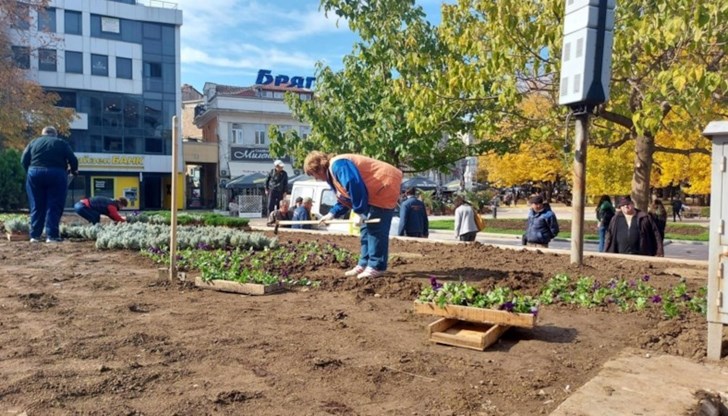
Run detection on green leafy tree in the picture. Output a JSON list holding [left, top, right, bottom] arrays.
[[0, 148, 26, 210]]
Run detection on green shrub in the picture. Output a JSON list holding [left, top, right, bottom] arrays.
[[0, 149, 27, 211]]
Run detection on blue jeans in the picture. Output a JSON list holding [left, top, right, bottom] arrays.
[[74, 201, 101, 224], [26, 167, 67, 240], [357, 206, 394, 271], [598, 225, 607, 252]]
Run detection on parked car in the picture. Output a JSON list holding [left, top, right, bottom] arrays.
[[290, 180, 400, 236]]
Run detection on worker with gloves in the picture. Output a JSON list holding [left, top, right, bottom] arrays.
[[303, 151, 402, 279]]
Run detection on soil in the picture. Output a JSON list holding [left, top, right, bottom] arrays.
[[0, 232, 721, 416]]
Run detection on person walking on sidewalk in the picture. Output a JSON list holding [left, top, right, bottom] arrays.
[[605, 196, 664, 257], [596, 195, 616, 252], [74, 196, 128, 224], [398, 187, 429, 238], [453, 195, 478, 242], [265, 160, 288, 215], [304, 151, 403, 279], [21, 126, 78, 243], [524, 194, 559, 248], [671, 198, 684, 222]]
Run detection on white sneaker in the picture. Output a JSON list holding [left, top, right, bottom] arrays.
[[29, 238, 40, 243], [344, 265, 365, 277], [356, 267, 383, 279], [46, 238, 63, 243]]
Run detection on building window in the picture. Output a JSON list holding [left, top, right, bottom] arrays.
[[231, 123, 244, 144], [91, 54, 108, 76], [64, 10, 82, 35], [145, 137, 163, 153], [38, 49, 56, 71], [11, 46, 30, 69], [254, 127, 266, 145], [50, 91, 77, 108], [103, 136, 123, 152], [143, 62, 162, 78], [38, 8, 56, 32], [142, 22, 161, 39], [101, 16, 120, 34], [12, 3, 30, 30], [65, 51, 83, 73], [116, 57, 132, 79]]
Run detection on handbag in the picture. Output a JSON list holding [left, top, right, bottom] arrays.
[[472, 207, 485, 232]]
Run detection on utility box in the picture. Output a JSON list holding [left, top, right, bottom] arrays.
[[704, 120, 728, 360], [558, 0, 616, 107]]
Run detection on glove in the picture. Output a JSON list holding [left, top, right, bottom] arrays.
[[319, 213, 335, 224], [355, 212, 370, 227]]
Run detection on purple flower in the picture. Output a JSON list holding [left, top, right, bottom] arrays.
[[650, 295, 662, 303], [499, 301, 514, 312], [592, 281, 601, 290], [629, 280, 636, 288], [642, 275, 650, 282], [530, 306, 539, 317], [681, 294, 692, 301], [429, 276, 442, 290], [608, 280, 617, 289], [196, 242, 211, 250]]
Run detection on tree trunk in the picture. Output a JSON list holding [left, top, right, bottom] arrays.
[[630, 134, 654, 211]]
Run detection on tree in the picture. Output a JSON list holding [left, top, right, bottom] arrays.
[[0, 0, 74, 150], [0, 148, 26, 210], [430, 0, 727, 210], [269, 0, 510, 173]]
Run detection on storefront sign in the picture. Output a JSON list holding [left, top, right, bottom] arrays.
[[230, 147, 290, 163], [256, 69, 315, 89], [79, 155, 145, 169]]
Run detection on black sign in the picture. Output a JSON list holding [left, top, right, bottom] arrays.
[[230, 147, 291, 163]]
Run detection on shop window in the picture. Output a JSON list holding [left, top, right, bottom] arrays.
[[103, 136, 123, 152]]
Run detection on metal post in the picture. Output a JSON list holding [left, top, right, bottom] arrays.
[[169, 115, 179, 281], [570, 113, 588, 265]]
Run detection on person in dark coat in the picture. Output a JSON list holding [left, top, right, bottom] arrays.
[[649, 199, 668, 244], [524, 194, 559, 248], [605, 196, 664, 257], [74, 196, 128, 224], [398, 187, 429, 238], [265, 159, 288, 215], [596, 195, 615, 252], [671, 198, 684, 222], [21, 126, 79, 243]]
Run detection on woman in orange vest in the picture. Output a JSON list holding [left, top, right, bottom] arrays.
[[304, 151, 403, 279]]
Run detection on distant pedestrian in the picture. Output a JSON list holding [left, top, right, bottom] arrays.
[[453, 195, 478, 242], [595, 195, 615, 252], [266, 199, 293, 227], [524, 194, 559, 248], [605, 196, 663, 257], [74, 196, 128, 224], [649, 199, 668, 244], [21, 126, 79, 243], [671, 198, 684, 222], [294, 196, 303, 209], [265, 160, 288, 215], [292, 197, 313, 229], [398, 187, 429, 238]]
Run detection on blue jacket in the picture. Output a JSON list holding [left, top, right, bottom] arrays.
[[291, 206, 312, 229], [525, 205, 559, 244], [398, 196, 428, 237], [326, 158, 367, 218]]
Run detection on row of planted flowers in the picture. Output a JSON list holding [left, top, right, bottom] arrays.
[[419, 274, 707, 320]]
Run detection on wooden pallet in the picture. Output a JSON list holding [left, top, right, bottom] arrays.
[[427, 318, 509, 351], [415, 301, 537, 351], [6, 233, 29, 242], [194, 276, 285, 296]]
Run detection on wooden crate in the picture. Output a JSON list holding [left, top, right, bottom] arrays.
[[427, 318, 509, 351], [6, 233, 29, 242], [194, 276, 285, 296], [413, 301, 536, 328]]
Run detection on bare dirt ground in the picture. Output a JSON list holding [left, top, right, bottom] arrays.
[[0, 232, 720, 416]]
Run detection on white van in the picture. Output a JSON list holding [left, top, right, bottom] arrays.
[[290, 180, 400, 236]]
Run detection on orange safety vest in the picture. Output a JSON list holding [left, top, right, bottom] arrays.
[[329, 154, 403, 210]]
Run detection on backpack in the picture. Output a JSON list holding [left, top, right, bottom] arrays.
[[472, 207, 485, 232]]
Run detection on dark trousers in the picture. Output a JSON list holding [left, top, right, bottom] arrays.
[[404, 232, 424, 238], [459, 231, 477, 242], [74, 202, 101, 224], [267, 189, 284, 215], [26, 167, 67, 240]]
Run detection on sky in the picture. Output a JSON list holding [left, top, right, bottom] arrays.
[[175, 0, 446, 92]]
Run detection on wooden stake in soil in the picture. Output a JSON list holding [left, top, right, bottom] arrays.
[[169, 115, 179, 282]]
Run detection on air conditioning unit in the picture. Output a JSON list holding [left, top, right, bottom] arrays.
[[220, 169, 229, 177]]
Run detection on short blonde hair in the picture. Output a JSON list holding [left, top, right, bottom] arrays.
[[303, 151, 332, 176]]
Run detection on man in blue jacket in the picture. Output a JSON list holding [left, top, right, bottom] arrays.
[[398, 187, 428, 238], [524, 194, 559, 248]]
